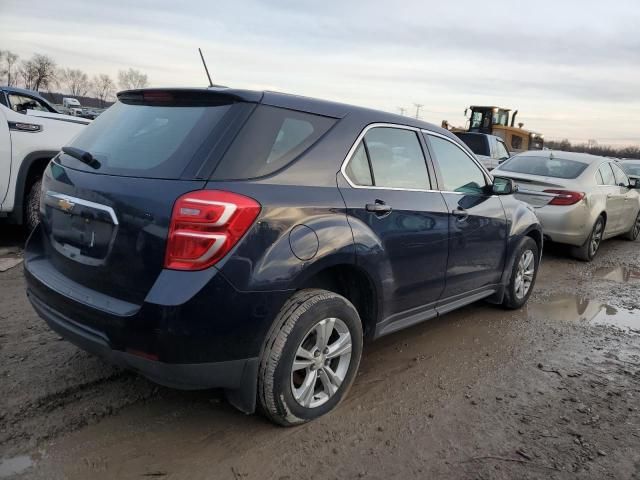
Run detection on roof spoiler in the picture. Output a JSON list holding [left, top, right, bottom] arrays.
[[117, 88, 263, 106]]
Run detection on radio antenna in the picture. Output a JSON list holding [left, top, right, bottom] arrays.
[[198, 48, 213, 87]]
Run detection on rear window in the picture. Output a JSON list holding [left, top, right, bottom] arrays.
[[455, 133, 489, 156], [61, 101, 233, 178], [498, 155, 588, 179], [212, 105, 335, 180]]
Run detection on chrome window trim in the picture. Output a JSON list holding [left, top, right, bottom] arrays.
[[45, 191, 119, 225], [339, 123, 438, 193], [339, 123, 495, 196]]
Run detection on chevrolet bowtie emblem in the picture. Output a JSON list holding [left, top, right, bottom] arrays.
[[57, 198, 75, 212]]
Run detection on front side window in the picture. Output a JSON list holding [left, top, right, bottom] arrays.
[[344, 127, 431, 190], [611, 163, 629, 186], [598, 164, 616, 185], [428, 135, 487, 194], [8, 94, 49, 113]]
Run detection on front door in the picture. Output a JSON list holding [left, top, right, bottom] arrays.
[[338, 126, 449, 326], [425, 133, 508, 299]]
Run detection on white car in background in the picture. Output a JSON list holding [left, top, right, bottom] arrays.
[[0, 87, 91, 230], [494, 150, 640, 261]]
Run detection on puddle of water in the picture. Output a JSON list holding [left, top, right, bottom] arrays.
[[528, 293, 638, 330], [0, 455, 33, 478], [593, 266, 640, 283]]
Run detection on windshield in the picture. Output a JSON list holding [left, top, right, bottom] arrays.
[[60, 101, 232, 178], [620, 162, 640, 177], [498, 155, 589, 179]]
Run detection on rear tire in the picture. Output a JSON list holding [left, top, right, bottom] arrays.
[[24, 177, 42, 232], [623, 211, 640, 241], [572, 215, 605, 261], [502, 237, 539, 310], [258, 289, 363, 426]]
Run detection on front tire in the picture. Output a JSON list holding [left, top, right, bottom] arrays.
[[502, 237, 539, 310], [24, 177, 42, 232], [258, 289, 363, 426]]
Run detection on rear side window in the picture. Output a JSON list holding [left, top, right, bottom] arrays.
[[499, 155, 588, 179], [62, 101, 232, 178], [343, 127, 431, 190], [213, 105, 335, 180], [345, 142, 373, 186], [598, 164, 616, 185]]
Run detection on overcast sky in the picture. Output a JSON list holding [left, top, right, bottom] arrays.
[[2, 0, 639, 145]]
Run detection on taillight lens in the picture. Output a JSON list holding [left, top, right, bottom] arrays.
[[543, 189, 585, 206], [165, 190, 260, 270]]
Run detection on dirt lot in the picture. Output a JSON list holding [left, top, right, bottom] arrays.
[[1, 224, 640, 479]]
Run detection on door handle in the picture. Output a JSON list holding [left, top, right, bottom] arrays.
[[366, 201, 392, 216], [452, 208, 469, 221]]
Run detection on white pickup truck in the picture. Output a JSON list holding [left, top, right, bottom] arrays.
[[454, 132, 511, 171], [0, 86, 91, 230]]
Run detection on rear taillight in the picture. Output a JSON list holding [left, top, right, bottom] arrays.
[[165, 190, 260, 270], [543, 189, 585, 206]]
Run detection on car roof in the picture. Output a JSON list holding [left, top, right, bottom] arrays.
[[514, 149, 612, 164], [118, 87, 459, 141], [0, 86, 47, 98]]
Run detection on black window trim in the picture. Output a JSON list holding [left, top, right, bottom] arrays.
[[340, 123, 437, 192]]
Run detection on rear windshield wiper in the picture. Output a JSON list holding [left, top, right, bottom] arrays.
[[61, 146, 101, 169]]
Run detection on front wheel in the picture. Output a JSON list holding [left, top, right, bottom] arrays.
[[258, 289, 363, 426], [502, 237, 539, 310]]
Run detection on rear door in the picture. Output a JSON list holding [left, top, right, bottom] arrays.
[[425, 133, 507, 300], [0, 108, 10, 207], [338, 125, 449, 324]]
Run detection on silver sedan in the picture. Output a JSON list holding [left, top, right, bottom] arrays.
[[493, 151, 640, 261]]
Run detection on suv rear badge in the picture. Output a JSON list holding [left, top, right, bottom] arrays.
[[57, 198, 75, 212]]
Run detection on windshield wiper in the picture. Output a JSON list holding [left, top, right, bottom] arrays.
[[61, 146, 101, 169]]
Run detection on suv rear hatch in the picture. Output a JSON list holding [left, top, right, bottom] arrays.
[[33, 89, 259, 305]]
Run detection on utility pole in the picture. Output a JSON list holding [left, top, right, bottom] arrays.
[[414, 103, 423, 120], [398, 107, 406, 116]]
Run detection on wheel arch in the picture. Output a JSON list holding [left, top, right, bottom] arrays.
[[11, 150, 57, 224]]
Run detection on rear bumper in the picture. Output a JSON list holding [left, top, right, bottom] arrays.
[[534, 203, 592, 246], [27, 290, 257, 391]]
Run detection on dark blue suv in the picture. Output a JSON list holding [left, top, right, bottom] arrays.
[[24, 88, 542, 425]]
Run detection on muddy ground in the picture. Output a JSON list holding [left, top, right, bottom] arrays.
[[1, 224, 640, 479]]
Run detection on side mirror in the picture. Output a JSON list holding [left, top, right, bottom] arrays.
[[493, 176, 517, 195]]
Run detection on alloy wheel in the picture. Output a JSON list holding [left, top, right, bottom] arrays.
[[291, 317, 352, 408], [514, 249, 535, 300], [634, 214, 640, 239], [590, 220, 604, 257]]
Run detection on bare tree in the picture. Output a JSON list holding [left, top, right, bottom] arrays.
[[60, 68, 91, 96], [118, 68, 149, 90], [19, 54, 57, 91], [0, 50, 20, 86], [92, 74, 116, 107]]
